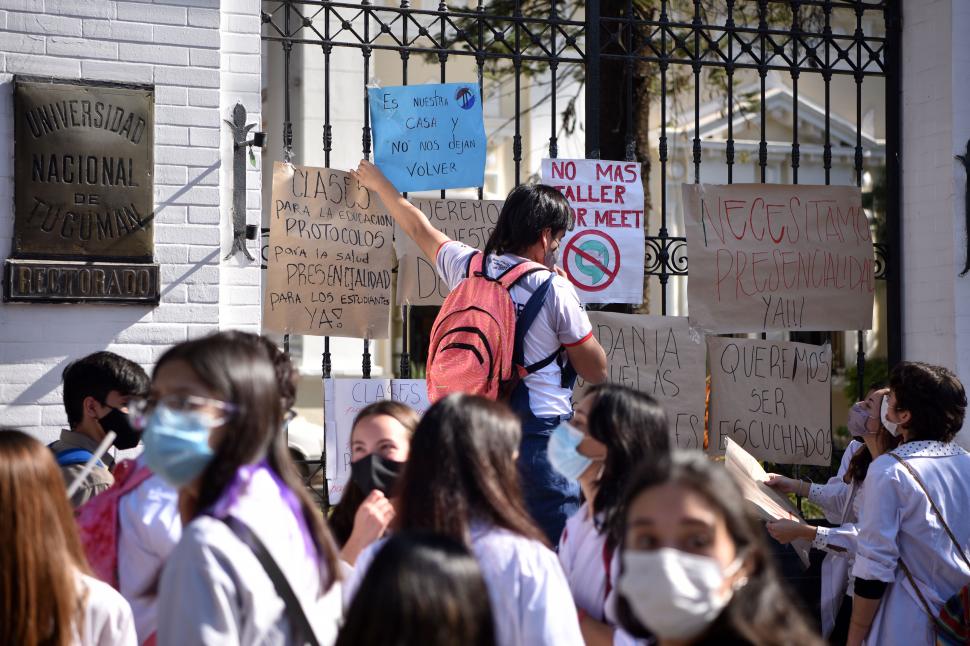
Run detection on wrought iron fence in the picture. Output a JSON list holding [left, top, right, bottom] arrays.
[[260, 0, 901, 511]]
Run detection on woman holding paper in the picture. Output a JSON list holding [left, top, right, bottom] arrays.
[[765, 387, 899, 641], [553, 384, 671, 645], [614, 452, 823, 646]]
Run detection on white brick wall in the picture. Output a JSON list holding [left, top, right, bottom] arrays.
[[901, 0, 970, 442], [0, 0, 262, 441]]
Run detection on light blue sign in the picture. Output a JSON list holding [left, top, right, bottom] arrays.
[[368, 83, 486, 193]]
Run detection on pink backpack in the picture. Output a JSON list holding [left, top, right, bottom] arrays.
[[75, 459, 154, 589], [427, 251, 553, 403]]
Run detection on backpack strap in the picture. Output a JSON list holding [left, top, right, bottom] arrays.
[[512, 273, 557, 370], [495, 259, 548, 290], [219, 516, 321, 646], [53, 447, 104, 469], [466, 250, 485, 278]]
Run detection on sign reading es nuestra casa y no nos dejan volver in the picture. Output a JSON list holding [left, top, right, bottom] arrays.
[[3, 76, 159, 304]]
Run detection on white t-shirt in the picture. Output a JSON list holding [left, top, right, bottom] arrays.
[[75, 572, 137, 646], [118, 464, 182, 644], [436, 241, 593, 418]]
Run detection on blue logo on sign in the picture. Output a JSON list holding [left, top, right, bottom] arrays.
[[455, 87, 475, 110]]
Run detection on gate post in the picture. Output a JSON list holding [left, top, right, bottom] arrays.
[[585, 0, 601, 159]]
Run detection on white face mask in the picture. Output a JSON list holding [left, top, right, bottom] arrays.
[[881, 395, 900, 436], [617, 548, 745, 640]]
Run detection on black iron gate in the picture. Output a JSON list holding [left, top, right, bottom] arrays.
[[261, 0, 900, 506]]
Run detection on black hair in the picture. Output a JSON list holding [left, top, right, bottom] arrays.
[[335, 531, 495, 646], [482, 184, 573, 258], [890, 361, 967, 443], [154, 331, 338, 589], [396, 394, 547, 546], [258, 337, 298, 412], [583, 384, 671, 540], [329, 400, 420, 547], [62, 351, 149, 429], [614, 452, 824, 646]]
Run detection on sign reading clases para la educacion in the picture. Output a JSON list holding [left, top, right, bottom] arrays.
[[368, 83, 486, 192]]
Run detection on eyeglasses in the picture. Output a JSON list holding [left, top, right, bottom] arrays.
[[128, 394, 238, 429]]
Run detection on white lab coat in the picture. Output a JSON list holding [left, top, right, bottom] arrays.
[[117, 465, 181, 644], [157, 467, 342, 646], [75, 571, 137, 646], [852, 441, 970, 646], [346, 522, 584, 646], [807, 439, 864, 636]]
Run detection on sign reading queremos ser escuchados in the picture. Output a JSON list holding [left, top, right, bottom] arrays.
[[3, 77, 159, 304]]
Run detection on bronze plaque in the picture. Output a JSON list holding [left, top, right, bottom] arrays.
[[5, 259, 160, 304], [12, 77, 154, 261]]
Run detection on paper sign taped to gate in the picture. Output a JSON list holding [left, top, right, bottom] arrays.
[[368, 83, 487, 192], [540, 159, 645, 304], [575, 312, 706, 450], [708, 336, 832, 466], [395, 197, 502, 305], [263, 162, 393, 339], [682, 183, 875, 333]]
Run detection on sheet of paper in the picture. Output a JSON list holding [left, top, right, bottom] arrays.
[[682, 183, 875, 333], [368, 83, 486, 192]]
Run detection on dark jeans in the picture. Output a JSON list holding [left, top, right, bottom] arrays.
[[515, 410, 580, 545]]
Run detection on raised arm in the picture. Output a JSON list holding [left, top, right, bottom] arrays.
[[351, 159, 450, 263]]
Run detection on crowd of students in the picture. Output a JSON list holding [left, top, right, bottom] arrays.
[[2, 161, 970, 646], [2, 330, 968, 646]]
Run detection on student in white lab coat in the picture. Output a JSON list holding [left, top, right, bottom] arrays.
[[344, 393, 584, 646], [554, 384, 671, 645], [134, 331, 343, 646], [0, 430, 136, 646], [765, 386, 899, 642], [614, 452, 825, 646], [328, 401, 419, 566], [848, 362, 970, 646]]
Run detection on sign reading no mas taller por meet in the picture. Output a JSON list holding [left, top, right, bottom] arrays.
[[369, 83, 486, 193], [541, 159, 645, 304], [682, 183, 875, 333]]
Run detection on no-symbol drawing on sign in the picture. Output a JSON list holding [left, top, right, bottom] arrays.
[[563, 229, 620, 292]]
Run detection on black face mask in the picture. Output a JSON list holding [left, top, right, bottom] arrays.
[[99, 407, 140, 450], [350, 453, 404, 496]]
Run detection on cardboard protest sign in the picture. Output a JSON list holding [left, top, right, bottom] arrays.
[[575, 312, 706, 450], [724, 438, 811, 567], [682, 183, 875, 333], [323, 378, 430, 503], [708, 336, 832, 466], [541, 159, 645, 304], [368, 83, 486, 192], [264, 162, 393, 339], [395, 198, 502, 305]]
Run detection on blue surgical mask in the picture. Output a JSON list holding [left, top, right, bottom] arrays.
[[142, 404, 217, 488], [548, 422, 594, 481]]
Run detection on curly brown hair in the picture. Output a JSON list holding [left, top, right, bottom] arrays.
[[890, 362, 967, 443]]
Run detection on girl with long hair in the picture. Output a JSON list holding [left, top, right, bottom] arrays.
[[0, 430, 136, 646], [615, 451, 824, 646], [329, 400, 419, 565], [553, 384, 671, 645], [344, 394, 583, 646], [133, 331, 342, 645], [336, 532, 495, 646], [764, 385, 900, 641]]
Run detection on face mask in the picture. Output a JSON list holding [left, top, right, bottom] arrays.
[[548, 422, 594, 481], [142, 404, 217, 488], [618, 548, 744, 641], [881, 395, 900, 437], [99, 406, 140, 450], [350, 453, 404, 496], [847, 402, 870, 440]]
